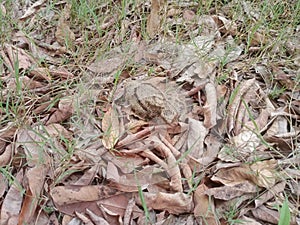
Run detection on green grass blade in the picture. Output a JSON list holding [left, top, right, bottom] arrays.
[[278, 198, 291, 225]]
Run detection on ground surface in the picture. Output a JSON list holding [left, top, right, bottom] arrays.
[[0, 0, 299, 224]]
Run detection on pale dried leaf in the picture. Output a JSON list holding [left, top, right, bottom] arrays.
[[5, 43, 36, 70], [19, 0, 46, 20], [0, 143, 13, 167], [204, 181, 257, 200], [107, 162, 167, 192], [227, 78, 256, 133], [86, 208, 110, 225], [255, 181, 286, 208], [187, 118, 208, 158], [102, 107, 121, 149], [218, 130, 261, 162], [45, 123, 73, 139], [251, 205, 279, 224], [239, 216, 263, 225], [203, 82, 217, 128], [134, 192, 193, 215]]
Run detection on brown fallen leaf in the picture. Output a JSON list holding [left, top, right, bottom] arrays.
[[4, 43, 36, 70], [212, 159, 277, 188], [0, 169, 24, 225], [106, 161, 168, 192], [50, 185, 120, 206], [46, 97, 74, 125], [44, 123, 73, 139], [147, 0, 163, 37], [251, 205, 280, 224], [193, 183, 219, 225], [55, 4, 75, 47], [86, 208, 110, 225]]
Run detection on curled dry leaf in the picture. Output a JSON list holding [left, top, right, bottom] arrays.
[[146, 136, 183, 192]]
